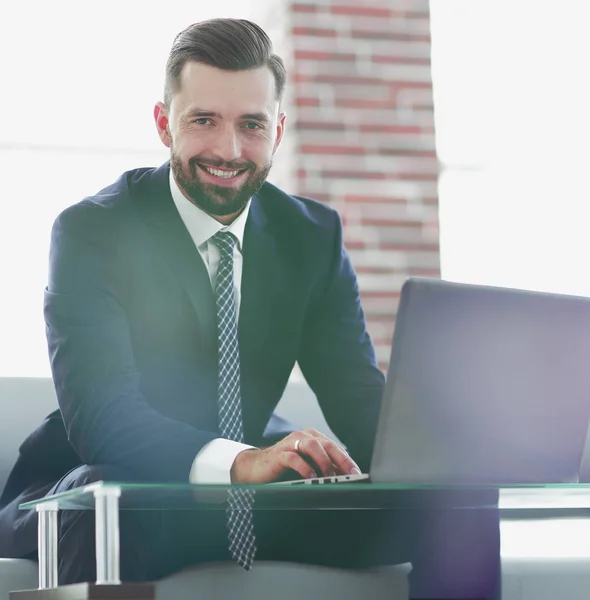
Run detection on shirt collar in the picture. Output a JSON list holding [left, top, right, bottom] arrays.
[[169, 168, 251, 251]]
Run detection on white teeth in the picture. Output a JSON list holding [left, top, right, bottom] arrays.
[[204, 166, 241, 179]]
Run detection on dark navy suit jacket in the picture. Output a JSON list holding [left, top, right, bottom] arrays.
[[2, 162, 384, 500]]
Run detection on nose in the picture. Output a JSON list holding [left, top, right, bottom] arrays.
[[211, 125, 241, 163]]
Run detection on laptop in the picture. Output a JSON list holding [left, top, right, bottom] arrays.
[[277, 277, 590, 486]]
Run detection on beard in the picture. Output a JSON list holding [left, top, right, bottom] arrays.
[[170, 148, 272, 217]]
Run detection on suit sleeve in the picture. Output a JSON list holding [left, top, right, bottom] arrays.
[[297, 211, 385, 472], [44, 203, 216, 482]]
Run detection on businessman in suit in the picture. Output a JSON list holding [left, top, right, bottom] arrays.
[[0, 19, 500, 599]]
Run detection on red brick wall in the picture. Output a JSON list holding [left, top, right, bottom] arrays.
[[289, 0, 440, 368]]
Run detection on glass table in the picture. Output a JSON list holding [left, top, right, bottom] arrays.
[[11, 482, 590, 599]]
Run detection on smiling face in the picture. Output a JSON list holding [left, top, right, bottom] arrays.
[[154, 62, 286, 223]]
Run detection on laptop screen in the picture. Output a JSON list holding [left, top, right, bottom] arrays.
[[371, 278, 590, 485]]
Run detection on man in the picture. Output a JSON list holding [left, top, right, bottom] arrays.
[[0, 19, 500, 599]]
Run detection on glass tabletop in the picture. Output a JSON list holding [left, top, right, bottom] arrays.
[[19, 481, 590, 513]]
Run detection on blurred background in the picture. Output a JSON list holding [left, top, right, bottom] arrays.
[[1, 0, 589, 376]]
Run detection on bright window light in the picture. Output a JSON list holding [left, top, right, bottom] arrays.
[[430, 0, 590, 296]]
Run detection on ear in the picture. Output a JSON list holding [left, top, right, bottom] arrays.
[[154, 102, 171, 148], [273, 112, 287, 155]]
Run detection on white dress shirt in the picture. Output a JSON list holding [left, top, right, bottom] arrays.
[[168, 169, 254, 484]]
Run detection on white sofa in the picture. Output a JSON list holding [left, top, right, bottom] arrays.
[[0, 377, 411, 599]]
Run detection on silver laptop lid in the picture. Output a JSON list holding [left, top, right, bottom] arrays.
[[371, 278, 590, 485]]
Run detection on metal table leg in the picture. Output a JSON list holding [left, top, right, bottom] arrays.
[[36, 502, 59, 589], [93, 486, 122, 585], [14, 487, 155, 599]]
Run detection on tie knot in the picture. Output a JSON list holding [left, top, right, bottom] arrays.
[[212, 231, 237, 257]]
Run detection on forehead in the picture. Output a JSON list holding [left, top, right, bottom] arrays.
[[173, 61, 278, 117]]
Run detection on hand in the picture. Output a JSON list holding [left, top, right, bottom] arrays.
[[230, 429, 361, 484]]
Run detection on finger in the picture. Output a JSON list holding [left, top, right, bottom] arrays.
[[304, 430, 361, 474], [320, 438, 361, 476], [280, 451, 317, 480], [296, 436, 335, 477]]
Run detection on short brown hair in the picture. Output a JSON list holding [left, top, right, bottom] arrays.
[[164, 18, 286, 107]]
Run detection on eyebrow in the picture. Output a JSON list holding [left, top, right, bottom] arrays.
[[240, 112, 271, 123], [185, 109, 270, 123], [186, 109, 219, 119]]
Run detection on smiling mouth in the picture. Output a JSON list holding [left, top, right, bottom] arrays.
[[197, 164, 247, 180]]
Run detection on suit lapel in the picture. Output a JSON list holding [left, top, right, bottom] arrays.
[[239, 192, 283, 438], [131, 163, 217, 352], [239, 192, 279, 353]]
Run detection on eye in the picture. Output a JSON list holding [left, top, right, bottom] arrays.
[[244, 122, 263, 130], [194, 117, 213, 125]]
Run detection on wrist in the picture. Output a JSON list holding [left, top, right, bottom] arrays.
[[230, 447, 258, 483]]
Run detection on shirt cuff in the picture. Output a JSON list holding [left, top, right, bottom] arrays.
[[189, 438, 254, 484]]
